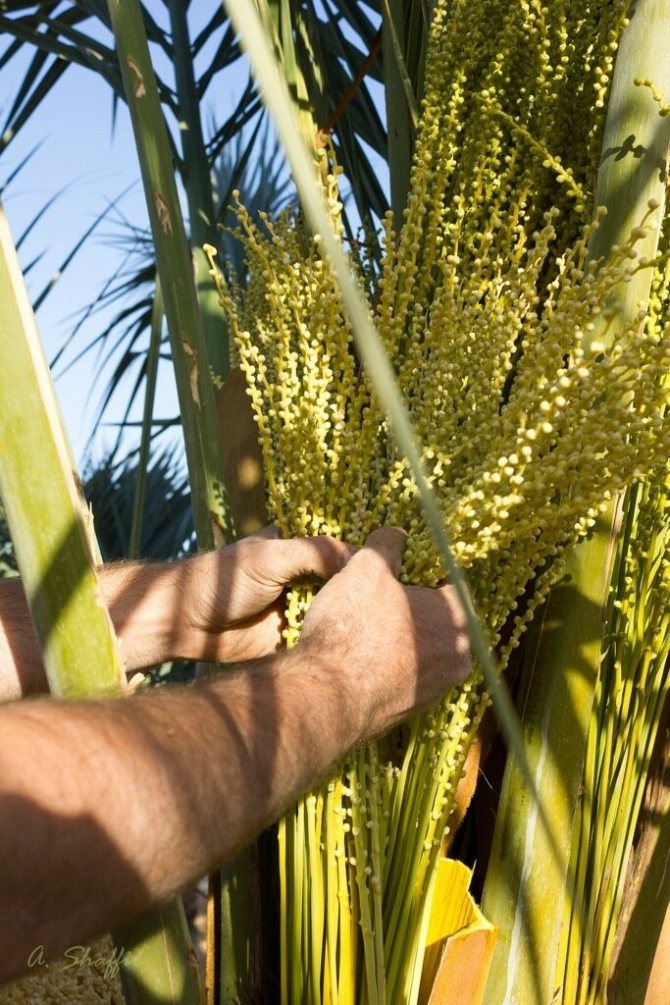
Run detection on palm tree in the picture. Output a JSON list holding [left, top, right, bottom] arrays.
[[0, 3, 668, 1005]]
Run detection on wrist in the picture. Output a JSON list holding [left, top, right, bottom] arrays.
[[101, 560, 196, 671], [280, 641, 366, 749], [204, 645, 365, 829]]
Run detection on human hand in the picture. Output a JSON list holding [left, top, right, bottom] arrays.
[[296, 528, 470, 739], [187, 528, 354, 663]]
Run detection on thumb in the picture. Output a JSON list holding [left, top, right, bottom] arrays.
[[361, 527, 408, 580], [269, 537, 355, 584]]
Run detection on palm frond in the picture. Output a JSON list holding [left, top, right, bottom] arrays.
[[83, 447, 193, 561], [0, 2, 397, 456]]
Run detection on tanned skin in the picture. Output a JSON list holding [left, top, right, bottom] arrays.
[[0, 528, 469, 983]]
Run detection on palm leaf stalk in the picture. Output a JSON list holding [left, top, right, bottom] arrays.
[[0, 204, 125, 697], [0, 204, 203, 1004], [129, 274, 163, 561], [562, 468, 670, 1005], [561, 178, 670, 1004], [260, 0, 322, 160], [381, 0, 424, 223], [211, 2, 670, 1001], [166, 0, 231, 387], [481, 5, 670, 1002], [481, 508, 621, 1005], [106, 0, 229, 550]]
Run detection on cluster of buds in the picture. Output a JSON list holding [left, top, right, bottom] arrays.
[[210, 199, 670, 656], [207, 0, 670, 1001]]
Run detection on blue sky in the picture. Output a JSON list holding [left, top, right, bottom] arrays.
[[3, 49, 156, 463], [0, 2, 386, 470], [0, 5, 252, 467]]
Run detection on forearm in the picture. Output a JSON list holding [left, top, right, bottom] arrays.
[[0, 560, 206, 702], [0, 647, 358, 982], [0, 533, 354, 701]]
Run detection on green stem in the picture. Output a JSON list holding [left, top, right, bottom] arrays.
[[481, 507, 619, 1005], [129, 275, 162, 561], [382, 0, 413, 227], [107, 0, 230, 550], [116, 901, 203, 1005], [167, 1, 215, 241], [381, 0, 419, 130], [167, 0, 230, 384], [350, 755, 378, 1005], [106, 1, 246, 999], [0, 205, 124, 697], [382, 0, 427, 227]]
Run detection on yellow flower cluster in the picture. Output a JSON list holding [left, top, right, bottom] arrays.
[[213, 198, 670, 654], [207, 1, 670, 1002]]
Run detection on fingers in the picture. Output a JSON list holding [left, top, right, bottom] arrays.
[[358, 527, 408, 580], [203, 606, 286, 663], [221, 607, 285, 660], [269, 536, 356, 584], [251, 526, 408, 594], [270, 527, 407, 588], [407, 584, 472, 691]]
